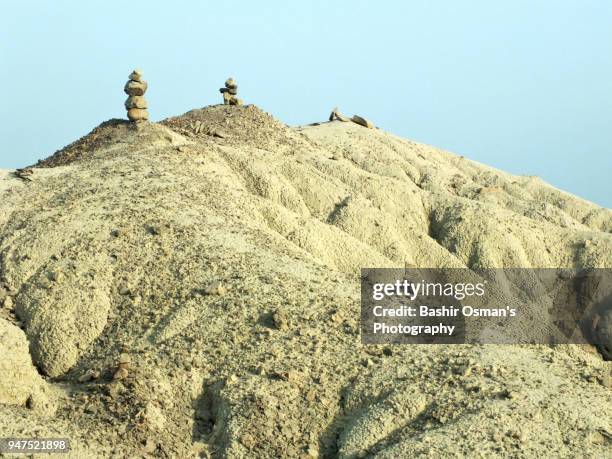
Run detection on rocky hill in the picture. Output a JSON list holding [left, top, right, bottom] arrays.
[[0, 105, 610, 457]]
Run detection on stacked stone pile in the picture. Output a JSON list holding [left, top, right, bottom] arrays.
[[219, 78, 243, 106], [124, 69, 149, 122]]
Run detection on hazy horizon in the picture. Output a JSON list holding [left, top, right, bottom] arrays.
[[1, 0, 610, 207]]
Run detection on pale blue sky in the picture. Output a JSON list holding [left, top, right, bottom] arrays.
[[1, 1, 610, 207]]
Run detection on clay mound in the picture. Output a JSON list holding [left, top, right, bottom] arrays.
[[161, 104, 310, 151], [0, 109, 611, 458], [34, 119, 131, 168], [0, 319, 55, 414], [33, 120, 189, 171], [15, 251, 113, 377]]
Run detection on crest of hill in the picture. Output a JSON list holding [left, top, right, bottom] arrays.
[[160, 104, 310, 150], [34, 105, 308, 169], [34, 119, 130, 168]]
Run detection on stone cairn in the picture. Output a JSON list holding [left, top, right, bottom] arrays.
[[219, 77, 243, 106], [124, 69, 149, 122]]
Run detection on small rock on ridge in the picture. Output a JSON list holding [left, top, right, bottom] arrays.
[[118, 353, 131, 366], [204, 281, 226, 296], [329, 107, 350, 122], [351, 115, 375, 129], [113, 366, 129, 380]]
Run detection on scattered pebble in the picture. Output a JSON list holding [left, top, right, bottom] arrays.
[[113, 367, 129, 380], [588, 430, 606, 445], [280, 370, 303, 385], [47, 270, 62, 282], [3, 296, 13, 309], [148, 225, 165, 236], [141, 438, 157, 454], [78, 369, 100, 383], [363, 358, 374, 368], [306, 444, 319, 458], [456, 365, 472, 377], [329, 107, 351, 122], [118, 353, 131, 366], [351, 115, 375, 129], [396, 367, 410, 380], [272, 309, 290, 331], [240, 432, 256, 449], [37, 277, 52, 289], [204, 281, 226, 296], [143, 401, 166, 430]]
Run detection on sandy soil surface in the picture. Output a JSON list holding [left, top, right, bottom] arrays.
[[0, 105, 610, 458], [0, 169, 13, 193]]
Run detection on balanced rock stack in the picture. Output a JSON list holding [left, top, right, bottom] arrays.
[[124, 69, 149, 122], [219, 78, 243, 106]]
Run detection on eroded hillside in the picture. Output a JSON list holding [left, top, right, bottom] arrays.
[[0, 105, 610, 458]]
